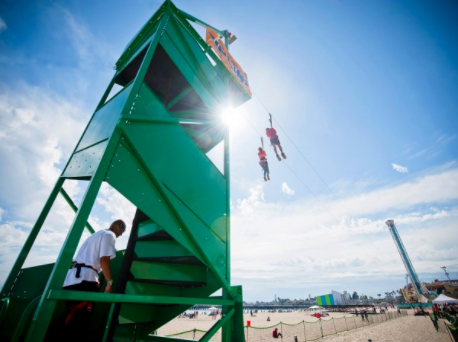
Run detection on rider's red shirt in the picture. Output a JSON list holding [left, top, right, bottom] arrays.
[[266, 128, 277, 140]]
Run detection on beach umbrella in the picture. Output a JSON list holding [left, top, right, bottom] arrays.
[[309, 305, 321, 309], [208, 306, 218, 311]]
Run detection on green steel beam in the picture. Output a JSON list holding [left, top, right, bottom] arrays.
[[127, 116, 219, 125], [221, 126, 233, 341], [0, 177, 64, 299], [164, 15, 218, 102], [167, 87, 193, 109], [59, 188, 95, 234], [147, 336, 199, 342], [47, 290, 235, 306], [200, 307, 234, 342], [224, 127, 230, 284], [175, 8, 228, 38], [10, 296, 41, 342], [116, 3, 166, 70], [96, 78, 116, 111], [172, 7, 251, 101], [115, 35, 158, 79], [120, 14, 170, 120], [119, 128, 234, 297], [101, 303, 116, 342], [24, 131, 123, 342]]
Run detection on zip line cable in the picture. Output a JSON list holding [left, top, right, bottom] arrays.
[[252, 91, 396, 259], [281, 160, 342, 223], [240, 111, 398, 267], [251, 92, 434, 280], [252, 91, 356, 219], [242, 112, 341, 223], [248, 91, 401, 272]]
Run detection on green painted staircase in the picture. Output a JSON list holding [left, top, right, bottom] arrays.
[[106, 210, 223, 341], [0, 1, 250, 341]]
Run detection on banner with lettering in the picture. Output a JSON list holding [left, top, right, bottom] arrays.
[[206, 27, 252, 97]]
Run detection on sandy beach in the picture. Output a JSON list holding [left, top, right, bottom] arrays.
[[156, 309, 451, 341]]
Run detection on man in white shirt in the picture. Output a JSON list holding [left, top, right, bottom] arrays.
[[62, 220, 126, 332]]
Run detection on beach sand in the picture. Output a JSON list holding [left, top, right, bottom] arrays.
[[156, 309, 451, 341]]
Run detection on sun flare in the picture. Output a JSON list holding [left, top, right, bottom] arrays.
[[221, 107, 241, 129]]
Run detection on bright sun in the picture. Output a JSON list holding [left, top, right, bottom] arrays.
[[221, 107, 240, 128]]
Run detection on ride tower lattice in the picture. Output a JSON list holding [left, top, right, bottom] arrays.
[[0, 1, 250, 341], [385, 219, 426, 303]]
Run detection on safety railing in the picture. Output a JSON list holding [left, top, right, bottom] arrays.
[[160, 310, 408, 341]]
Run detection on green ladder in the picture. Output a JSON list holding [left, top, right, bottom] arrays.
[[0, 1, 250, 341]]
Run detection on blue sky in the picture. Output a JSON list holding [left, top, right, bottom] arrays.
[[0, 0, 457, 302]]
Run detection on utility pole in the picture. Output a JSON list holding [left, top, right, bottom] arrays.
[[441, 266, 451, 281]]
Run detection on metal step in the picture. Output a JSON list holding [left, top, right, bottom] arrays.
[[134, 239, 196, 259], [130, 260, 207, 283], [129, 278, 206, 288], [133, 256, 203, 265], [136, 230, 173, 242]]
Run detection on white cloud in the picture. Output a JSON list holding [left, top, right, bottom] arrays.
[[0, 17, 6, 34], [281, 182, 295, 196], [96, 183, 136, 247], [57, 6, 116, 70], [339, 168, 458, 216], [405, 134, 455, 161], [236, 183, 265, 215], [231, 167, 458, 300], [392, 163, 408, 173], [98, 183, 136, 220], [0, 83, 87, 219], [435, 134, 456, 145], [0, 83, 107, 284]]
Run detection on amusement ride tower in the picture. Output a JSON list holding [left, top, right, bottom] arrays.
[[385, 219, 428, 302]]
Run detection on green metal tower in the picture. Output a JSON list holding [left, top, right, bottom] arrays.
[[0, 1, 251, 341]]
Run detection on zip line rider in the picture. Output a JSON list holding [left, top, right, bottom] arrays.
[[258, 147, 270, 181], [266, 114, 286, 161]]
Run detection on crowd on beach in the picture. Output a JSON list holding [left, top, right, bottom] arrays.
[[431, 303, 458, 317], [178, 310, 222, 319]]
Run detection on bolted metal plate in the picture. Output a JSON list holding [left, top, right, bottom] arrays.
[[63, 140, 108, 178]]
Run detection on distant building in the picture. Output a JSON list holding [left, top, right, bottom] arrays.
[[342, 291, 351, 303], [316, 291, 343, 305], [425, 279, 458, 299], [332, 290, 343, 305]]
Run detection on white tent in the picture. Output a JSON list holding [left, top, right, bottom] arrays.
[[432, 294, 458, 304], [208, 306, 218, 311], [309, 305, 321, 309]]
